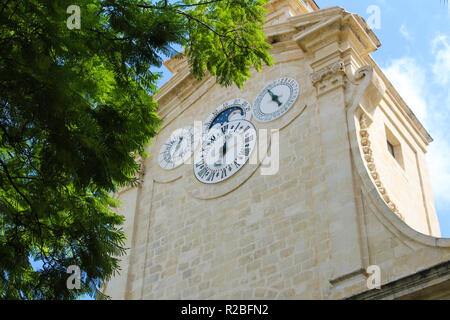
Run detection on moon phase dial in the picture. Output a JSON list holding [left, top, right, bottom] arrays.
[[203, 98, 252, 133], [253, 78, 300, 123]]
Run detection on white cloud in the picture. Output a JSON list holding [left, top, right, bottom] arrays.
[[382, 40, 450, 208], [431, 35, 450, 85], [428, 137, 450, 203], [383, 57, 428, 122], [400, 24, 413, 41], [428, 35, 450, 206]]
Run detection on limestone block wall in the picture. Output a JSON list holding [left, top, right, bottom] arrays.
[[102, 187, 138, 298], [123, 58, 337, 299]]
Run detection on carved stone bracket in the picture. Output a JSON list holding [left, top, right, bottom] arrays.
[[359, 115, 404, 221], [346, 65, 386, 115], [310, 61, 346, 97], [311, 61, 345, 85]]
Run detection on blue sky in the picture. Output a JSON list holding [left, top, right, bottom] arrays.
[[156, 0, 450, 238]]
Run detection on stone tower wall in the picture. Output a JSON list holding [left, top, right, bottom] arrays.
[[102, 6, 450, 300]]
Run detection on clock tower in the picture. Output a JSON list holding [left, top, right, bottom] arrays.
[[103, 0, 450, 299]]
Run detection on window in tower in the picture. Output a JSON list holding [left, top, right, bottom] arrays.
[[385, 125, 404, 169], [387, 140, 395, 158]]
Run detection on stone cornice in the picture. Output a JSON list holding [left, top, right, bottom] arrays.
[[153, 64, 191, 103], [363, 55, 433, 146], [346, 260, 450, 300], [265, 0, 318, 16], [293, 7, 380, 56]]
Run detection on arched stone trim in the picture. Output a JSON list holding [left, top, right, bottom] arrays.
[[358, 114, 404, 221], [345, 67, 450, 248]]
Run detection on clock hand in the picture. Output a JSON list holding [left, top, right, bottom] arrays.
[[214, 140, 227, 167], [267, 89, 283, 107], [171, 137, 183, 156], [175, 137, 183, 152], [222, 141, 227, 156]]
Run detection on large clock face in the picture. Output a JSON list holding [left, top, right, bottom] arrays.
[[158, 126, 195, 170], [253, 78, 299, 122], [194, 120, 257, 184], [203, 99, 252, 133]]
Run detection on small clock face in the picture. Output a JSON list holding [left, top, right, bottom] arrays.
[[194, 120, 257, 184], [253, 78, 299, 122], [158, 126, 195, 170], [204, 99, 252, 133]]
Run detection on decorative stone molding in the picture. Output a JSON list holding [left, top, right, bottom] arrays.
[[359, 115, 404, 221], [347, 66, 386, 115], [292, 22, 319, 34], [311, 61, 345, 85], [310, 61, 347, 97]]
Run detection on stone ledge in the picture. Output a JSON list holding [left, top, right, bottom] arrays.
[[346, 260, 450, 300]]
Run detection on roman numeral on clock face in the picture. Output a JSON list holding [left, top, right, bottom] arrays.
[[221, 168, 228, 179], [198, 167, 208, 178], [221, 124, 228, 134]]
